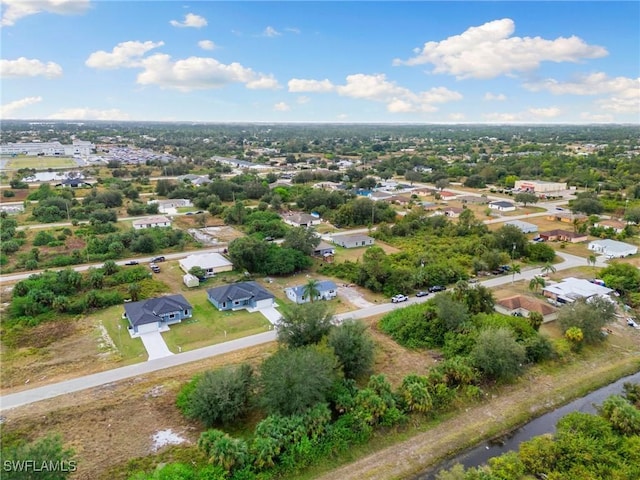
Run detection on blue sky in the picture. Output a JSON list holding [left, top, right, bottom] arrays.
[[1, 1, 638, 123]]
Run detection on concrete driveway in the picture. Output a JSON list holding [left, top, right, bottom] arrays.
[[259, 306, 282, 325], [139, 331, 174, 361]]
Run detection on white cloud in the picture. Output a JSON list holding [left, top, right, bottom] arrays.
[[198, 40, 216, 51], [483, 106, 562, 122], [136, 54, 280, 91], [580, 112, 614, 122], [0, 96, 42, 117], [449, 113, 466, 121], [263, 26, 281, 37], [86, 41, 164, 69], [170, 13, 207, 28], [289, 73, 462, 113], [0, 57, 62, 78], [524, 73, 640, 114], [274, 102, 290, 111], [337, 113, 348, 120], [285, 27, 301, 34], [297, 96, 310, 104], [484, 92, 507, 101], [288, 78, 335, 93], [394, 18, 608, 79], [1, 0, 90, 27], [48, 107, 131, 120]]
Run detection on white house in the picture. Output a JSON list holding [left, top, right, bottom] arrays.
[[132, 215, 172, 230], [588, 239, 638, 259], [543, 277, 613, 304], [148, 199, 192, 214], [332, 234, 375, 249], [179, 253, 233, 277], [504, 220, 539, 234], [489, 201, 516, 212], [281, 212, 321, 228], [285, 280, 338, 304]]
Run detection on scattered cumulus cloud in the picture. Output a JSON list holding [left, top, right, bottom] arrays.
[[198, 40, 216, 51], [285, 27, 301, 34], [170, 13, 207, 28], [288, 73, 462, 113], [263, 26, 281, 37], [580, 112, 614, 122], [86, 41, 164, 69], [394, 18, 608, 79], [48, 107, 131, 120], [1, 96, 43, 117], [0, 57, 63, 78], [484, 92, 507, 101], [1, 0, 90, 27], [274, 102, 290, 111], [483, 106, 562, 122], [136, 54, 280, 91]]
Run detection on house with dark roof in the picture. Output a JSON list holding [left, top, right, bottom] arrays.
[[285, 280, 338, 304], [123, 294, 192, 335], [207, 281, 275, 311], [313, 241, 335, 257], [489, 200, 516, 212]]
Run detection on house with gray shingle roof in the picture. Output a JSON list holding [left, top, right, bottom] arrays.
[[123, 294, 192, 335], [285, 280, 338, 304], [207, 281, 275, 311]]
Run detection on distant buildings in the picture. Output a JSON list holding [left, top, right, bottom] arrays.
[[504, 220, 539, 234], [148, 199, 192, 214], [514, 180, 567, 194], [0, 140, 94, 156], [489, 200, 516, 212], [332, 234, 375, 249]]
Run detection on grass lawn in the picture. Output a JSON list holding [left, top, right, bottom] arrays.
[[5, 156, 78, 169], [161, 293, 271, 353], [99, 305, 148, 363]]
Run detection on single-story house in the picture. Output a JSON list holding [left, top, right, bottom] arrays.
[[594, 219, 627, 234], [546, 212, 587, 223], [438, 191, 458, 200], [285, 280, 338, 304], [132, 215, 172, 230], [543, 277, 612, 304], [179, 252, 233, 277], [313, 241, 335, 257], [588, 239, 638, 258], [538, 229, 587, 243], [386, 195, 412, 206], [313, 181, 343, 190], [281, 212, 322, 228], [489, 200, 516, 212], [495, 295, 557, 322], [207, 281, 275, 311], [177, 174, 212, 186], [183, 273, 200, 288], [421, 201, 438, 210], [504, 220, 539, 234], [332, 234, 375, 249], [148, 198, 193, 214], [369, 191, 393, 201], [443, 207, 465, 218], [123, 294, 192, 335]]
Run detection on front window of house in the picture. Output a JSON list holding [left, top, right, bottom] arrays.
[[169, 313, 175, 319]]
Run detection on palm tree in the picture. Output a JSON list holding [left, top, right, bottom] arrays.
[[528, 276, 545, 294], [587, 254, 597, 274], [302, 279, 321, 303], [127, 283, 141, 302], [541, 262, 557, 277], [510, 263, 521, 285]]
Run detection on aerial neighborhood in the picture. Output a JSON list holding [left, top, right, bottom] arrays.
[[1, 121, 639, 479]]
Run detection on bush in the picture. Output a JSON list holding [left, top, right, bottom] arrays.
[[328, 319, 375, 379], [3, 189, 15, 197], [471, 327, 526, 382]]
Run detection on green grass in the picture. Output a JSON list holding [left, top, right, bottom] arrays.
[[99, 305, 148, 363], [161, 293, 272, 353], [5, 156, 77, 169]]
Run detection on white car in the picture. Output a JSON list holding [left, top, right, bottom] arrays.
[[391, 294, 409, 303]]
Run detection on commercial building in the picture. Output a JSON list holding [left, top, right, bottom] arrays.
[[514, 180, 567, 194], [0, 140, 94, 156]]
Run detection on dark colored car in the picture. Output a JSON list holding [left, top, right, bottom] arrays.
[[415, 291, 429, 297], [124, 260, 139, 266], [428, 285, 446, 293], [150, 256, 166, 263]]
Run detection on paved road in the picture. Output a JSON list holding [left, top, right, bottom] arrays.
[[0, 250, 605, 412]]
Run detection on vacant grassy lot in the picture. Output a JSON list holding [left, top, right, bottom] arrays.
[[5, 156, 78, 169]]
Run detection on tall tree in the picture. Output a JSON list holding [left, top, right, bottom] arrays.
[[302, 278, 321, 303], [277, 301, 334, 348]]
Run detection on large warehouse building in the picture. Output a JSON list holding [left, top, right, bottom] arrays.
[[514, 180, 567, 194]]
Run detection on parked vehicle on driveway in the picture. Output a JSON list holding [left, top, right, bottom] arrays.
[[150, 263, 160, 273], [150, 256, 165, 263], [415, 291, 429, 297], [428, 285, 446, 293], [391, 294, 409, 303]]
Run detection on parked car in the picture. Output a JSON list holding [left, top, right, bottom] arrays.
[[150, 263, 160, 273], [428, 285, 446, 293], [415, 291, 429, 297], [195, 210, 204, 214], [391, 294, 409, 303], [124, 260, 139, 266], [150, 256, 166, 263]]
